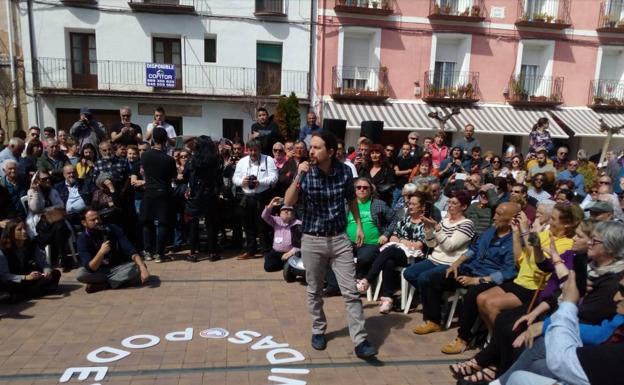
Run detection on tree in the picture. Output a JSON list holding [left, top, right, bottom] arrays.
[[274, 92, 301, 141]]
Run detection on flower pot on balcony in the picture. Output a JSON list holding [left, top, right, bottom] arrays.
[[554, 18, 566, 24], [593, 96, 604, 105], [372, 1, 378, 9], [443, 4, 452, 15], [433, 3, 440, 14], [382, 0, 392, 10], [618, 20, 624, 28], [460, 7, 469, 16], [546, 15, 554, 23], [471, 5, 480, 17]]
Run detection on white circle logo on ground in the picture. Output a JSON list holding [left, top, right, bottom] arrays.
[[199, 328, 229, 339]]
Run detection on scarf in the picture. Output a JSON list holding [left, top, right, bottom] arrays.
[[587, 259, 624, 279]]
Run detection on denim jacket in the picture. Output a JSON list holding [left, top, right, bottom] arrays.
[[459, 226, 516, 284]]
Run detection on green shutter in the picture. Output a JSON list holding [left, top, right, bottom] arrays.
[[257, 43, 282, 64]]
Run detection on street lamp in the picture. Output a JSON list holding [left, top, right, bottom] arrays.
[[598, 118, 624, 166], [427, 107, 461, 131]]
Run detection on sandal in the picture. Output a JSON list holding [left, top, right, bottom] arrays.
[[460, 366, 498, 384], [449, 358, 481, 379]]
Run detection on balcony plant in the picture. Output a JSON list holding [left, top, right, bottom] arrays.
[[461, 7, 470, 16], [443, 3, 452, 15], [532, 12, 546, 22], [546, 15, 554, 23], [510, 79, 523, 99], [427, 85, 438, 96], [554, 18, 566, 24], [618, 19, 624, 28], [433, 2, 440, 14], [471, 5, 480, 17], [593, 96, 604, 105], [382, 0, 392, 10], [372, 1, 378, 8], [465, 83, 474, 99]]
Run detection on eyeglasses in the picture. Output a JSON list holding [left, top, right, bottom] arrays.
[[534, 179, 544, 182], [273, 149, 284, 153], [180, 155, 188, 159], [408, 137, 418, 140], [492, 160, 501, 164], [356, 185, 370, 190], [385, 148, 393, 152], [121, 114, 131, 118], [559, 152, 568, 156], [569, 163, 578, 167], [590, 238, 604, 246], [599, 180, 611, 185], [512, 190, 523, 194]]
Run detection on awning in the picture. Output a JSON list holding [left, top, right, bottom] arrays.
[[323, 101, 445, 131], [447, 105, 568, 138], [595, 110, 624, 130], [324, 101, 568, 137], [550, 108, 606, 137]]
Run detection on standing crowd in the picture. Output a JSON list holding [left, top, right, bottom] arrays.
[[1, 106, 623, 384]]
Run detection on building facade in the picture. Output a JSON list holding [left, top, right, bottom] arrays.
[[317, 0, 624, 154], [19, 0, 313, 140]]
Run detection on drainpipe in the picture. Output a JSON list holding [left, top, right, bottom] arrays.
[[318, 0, 326, 121], [6, 0, 21, 131], [308, 0, 316, 111], [27, 0, 40, 127]]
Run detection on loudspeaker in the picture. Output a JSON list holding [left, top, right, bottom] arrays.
[[322, 119, 347, 141], [360, 120, 384, 144]]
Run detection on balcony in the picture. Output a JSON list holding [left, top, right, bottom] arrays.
[[427, 0, 486, 22], [597, 1, 624, 32], [255, 0, 286, 17], [34, 57, 308, 100], [422, 71, 480, 104], [589, 79, 624, 110], [331, 66, 389, 101], [507, 75, 564, 107], [515, 0, 571, 29], [61, 0, 98, 4], [334, 0, 395, 16], [128, 0, 197, 14]]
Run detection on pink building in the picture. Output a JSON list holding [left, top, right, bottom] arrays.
[[316, 0, 624, 155]]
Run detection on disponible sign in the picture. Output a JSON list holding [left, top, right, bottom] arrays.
[[145, 63, 176, 88]]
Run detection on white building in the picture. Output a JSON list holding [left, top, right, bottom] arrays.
[[18, 0, 313, 140]]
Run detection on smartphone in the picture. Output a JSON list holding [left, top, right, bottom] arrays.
[[424, 201, 433, 218], [455, 173, 467, 181]]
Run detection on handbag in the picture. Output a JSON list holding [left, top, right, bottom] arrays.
[[43, 207, 66, 224]]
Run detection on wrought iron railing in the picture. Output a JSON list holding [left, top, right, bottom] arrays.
[[516, 0, 571, 26], [334, 0, 394, 14], [598, 1, 624, 30], [35, 57, 308, 98], [508, 74, 564, 104], [255, 0, 285, 14], [423, 71, 480, 101], [331, 66, 389, 98], [589, 79, 624, 107], [428, 0, 486, 19]]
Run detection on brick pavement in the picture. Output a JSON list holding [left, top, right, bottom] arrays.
[[0, 253, 472, 385]]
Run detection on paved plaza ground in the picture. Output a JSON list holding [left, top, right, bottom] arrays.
[[0, 252, 472, 385]]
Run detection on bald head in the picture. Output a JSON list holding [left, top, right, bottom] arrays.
[[493, 202, 520, 230]]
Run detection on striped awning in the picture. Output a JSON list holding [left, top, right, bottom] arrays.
[[324, 101, 568, 137], [447, 105, 568, 138], [549, 108, 624, 137], [323, 101, 445, 131]]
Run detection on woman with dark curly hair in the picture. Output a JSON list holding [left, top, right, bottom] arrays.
[[0, 219, 61, 301], [359, 143, 395, 205], [184, 136, 223, 262]]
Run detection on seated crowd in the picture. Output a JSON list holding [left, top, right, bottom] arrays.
[[1, 108, 624, 385]]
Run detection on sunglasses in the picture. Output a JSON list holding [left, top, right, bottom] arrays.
[[599, 181, 611, 185], [121, 114, 131, 118], [356, 185, 370, 190], [409, 137, 418, 140], [273, 149, 284, 153], [534, 179, 544, 182], [180, 155, 188, 159], [492, 160, 501, 163]]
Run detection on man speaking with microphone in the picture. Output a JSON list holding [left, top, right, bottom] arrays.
[[284, 131, 377, 358]]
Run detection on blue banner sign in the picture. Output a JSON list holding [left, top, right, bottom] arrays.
[[145, 63, 176, 88]]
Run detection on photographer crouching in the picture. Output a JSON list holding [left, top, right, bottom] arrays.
[[75, 209, 150, 293]]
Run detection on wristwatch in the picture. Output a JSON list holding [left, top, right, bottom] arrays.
[[479, 277, 487, 284]]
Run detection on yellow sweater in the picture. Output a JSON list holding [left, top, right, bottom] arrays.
[[513, 231, 573, 291]]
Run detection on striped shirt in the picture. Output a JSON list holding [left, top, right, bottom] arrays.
[[300, 160, 355, 235], [425, 217, 475, 266]]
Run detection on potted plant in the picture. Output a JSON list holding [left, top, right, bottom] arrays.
[[433, 2, 440, 14], [546, 15, 554, 23], [381, 0, 392, 11], [444, 3, 452, 15], [465, 83, 474, 99], [532, 12, 546, 22], [439, 87, 447, 97], [554, 18, 566, 24], [617, 19, 624, 28], [427, 84, 437, 96], [471, 5, 480, 17], [372, 1, 379, 9], [461, 7, 470, 16], [593, 96, 604, 105]]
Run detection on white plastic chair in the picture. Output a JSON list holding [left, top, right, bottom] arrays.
[[444, 288, 468, 330]]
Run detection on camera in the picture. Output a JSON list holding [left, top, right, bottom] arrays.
[[527, 232, 540, 248], [247, 175, 258, 189]]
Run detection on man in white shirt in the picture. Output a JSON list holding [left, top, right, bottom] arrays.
[[232, 139, 278, 260], [145, 106, 176, 153]]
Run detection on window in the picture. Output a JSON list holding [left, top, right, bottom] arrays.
[[256, 43, 282, 95], [520, 64, 539, 95], [152, 37, 182, 90], [434, 61, 457, 88], [70, 32, 97, 89], [204, 37, 216, 63]]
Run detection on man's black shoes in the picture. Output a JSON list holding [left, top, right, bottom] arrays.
[[311, 334, 327, 350], [354, 340, 377, 359]]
